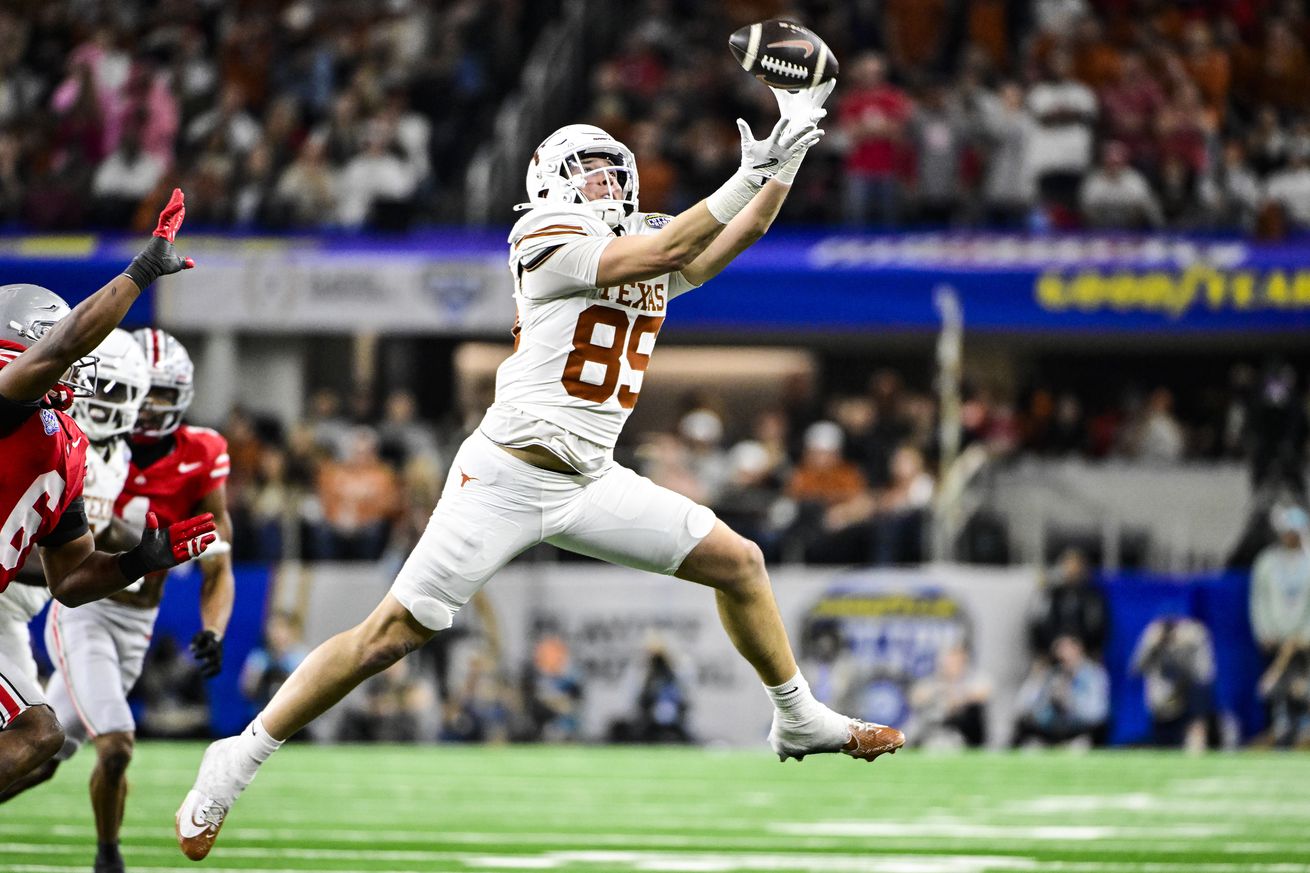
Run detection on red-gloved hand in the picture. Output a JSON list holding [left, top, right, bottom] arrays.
[[117, 511, 217, 582], [124, 188, 195, 289]]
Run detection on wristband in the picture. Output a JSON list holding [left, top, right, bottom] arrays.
[[117, 548, 150, 583], [705, 169, 762, 224], [773, 146, 809, 187]]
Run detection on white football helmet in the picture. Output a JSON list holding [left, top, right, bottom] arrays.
[[132, 328, 194, 440], [71, 328, 150, 442], [523, 124, 639, 227], [0, 283, 96, 404]]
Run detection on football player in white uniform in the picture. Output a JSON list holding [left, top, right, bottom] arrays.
[[177, 82, 902, 861]]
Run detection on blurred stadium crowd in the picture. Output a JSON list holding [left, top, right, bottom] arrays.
[[0, 0, 559, 230], [218, 359, 1309, 566], [3, 0, 1310, 233]]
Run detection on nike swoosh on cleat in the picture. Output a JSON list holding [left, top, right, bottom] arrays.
[[177, 812, 211, 839]]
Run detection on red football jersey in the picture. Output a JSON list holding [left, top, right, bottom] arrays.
[[0, 405, 89, 590], [115, 425, 230, 528]]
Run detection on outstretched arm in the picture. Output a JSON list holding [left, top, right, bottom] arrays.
[[0, 189, 194, 404], [41, 511, 217, 607], [594, 119, 821, 288], [680, 81, 835, 287]]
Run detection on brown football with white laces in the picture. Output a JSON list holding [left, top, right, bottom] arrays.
[[729, 19, 839, 89]]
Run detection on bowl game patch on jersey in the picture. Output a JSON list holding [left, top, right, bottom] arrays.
[[645, 214, 672, 229]]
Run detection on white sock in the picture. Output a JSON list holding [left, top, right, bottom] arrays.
[[764, 672, 825, 723], [236, 715, 284, 767]]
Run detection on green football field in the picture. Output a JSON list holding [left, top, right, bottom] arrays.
[[1, 742, 1308, 872]]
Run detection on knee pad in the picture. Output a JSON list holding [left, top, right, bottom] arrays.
[[404, 595, 456, 632]]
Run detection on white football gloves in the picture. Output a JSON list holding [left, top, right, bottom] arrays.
[[735, 116, 823, 186], [705, 80, 834, 224], [770, 79, 836, 186]]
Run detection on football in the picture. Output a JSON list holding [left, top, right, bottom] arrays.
[[728, 19, 839, 89]]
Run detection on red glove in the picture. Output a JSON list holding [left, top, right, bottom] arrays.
[[117, 511, 218, 581], [124, 188, 195, 289]]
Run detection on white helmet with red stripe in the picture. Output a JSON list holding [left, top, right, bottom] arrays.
[[132, 328, 194, 439], [523, 124, 639, 228], [71, 328, 150, 442]]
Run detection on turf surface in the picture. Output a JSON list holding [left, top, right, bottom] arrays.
[[1, 742, 1307, 872]]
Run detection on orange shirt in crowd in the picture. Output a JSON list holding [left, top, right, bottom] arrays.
[[787, 461, 868, 507], [317, 460, 401, 530]]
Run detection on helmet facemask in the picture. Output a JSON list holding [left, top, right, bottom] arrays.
[[524, 125, 640, 228], [1, 314, 98, 404], [70, 330, 150, 442]]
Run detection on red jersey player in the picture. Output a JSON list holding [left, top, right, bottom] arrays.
[[24, 328, 235, 873], [0, 190, 216, 796]]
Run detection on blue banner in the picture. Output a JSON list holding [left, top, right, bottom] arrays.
[[1099, 571, 1264, 745], [4, 230, 1310, 333]]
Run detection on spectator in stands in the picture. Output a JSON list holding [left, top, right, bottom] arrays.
[[1247, 105, 1290, 177], [522, 635, 584, 743], [1027, 47, 1098, 220], [240, 611, 309, 714], [312, 426, 401, 560], [1121, 387, 1186, 463], [909, 81, 966, 225], [800, 624, 863, 718], [714, 440, 785, 558], [1265, 149, 1310, 230], [1251, 506, 1310, 748], [1200, 139, 1264, 231], [678, 409, 730, 506], [337, 120, 420, 229], [869, 443, 935, 565], [1028, 547, 1107, 659], [838, 52, 912, 226], [1013, 635, 1109, 748], [1098, 53, 1166, 169], [789, 421, 868, 509], [378, 389, 440, 467], [338, 659, 438, 743], [306, 388, 352, 457], [980, 81, 1037, 227], [1132, 616, 1217, 752], [91, 121, 164, 226], [272, 137, 339, 229], [1079, 141, 1164, 230], [185, 82, 260, 157], [441, 646, 515, 744], [132, 635, 211, 740], [908, 643, 992, 748], [629, 644, 694, 744]]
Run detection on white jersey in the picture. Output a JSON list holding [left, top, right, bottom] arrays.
[[480, 204, 698, 477], [85, 439, 131, 536]]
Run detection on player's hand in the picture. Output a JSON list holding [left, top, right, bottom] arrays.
[[768, 81, 835, 186], [117, 511, 217, 582], [123, 188, 196, 290], [772, 79, 836, 129], [189, 629, 224, 679], [735, 117, 823, 185]]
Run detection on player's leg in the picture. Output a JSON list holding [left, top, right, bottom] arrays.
[[177, 430, 545, 860], [0, 647, 64, 793], [0, 706, 64, 793], [551, 464, 903, 762], [89, 731, 133, 873], [675, 520, 797, 685], [44, 601, 140, 869], [0, 666, 84, 804], [0, 613, 64, 799]]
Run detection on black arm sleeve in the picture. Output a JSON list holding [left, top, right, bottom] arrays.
[[36, 495, 89, 548], [0, 393, 38, 435]]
